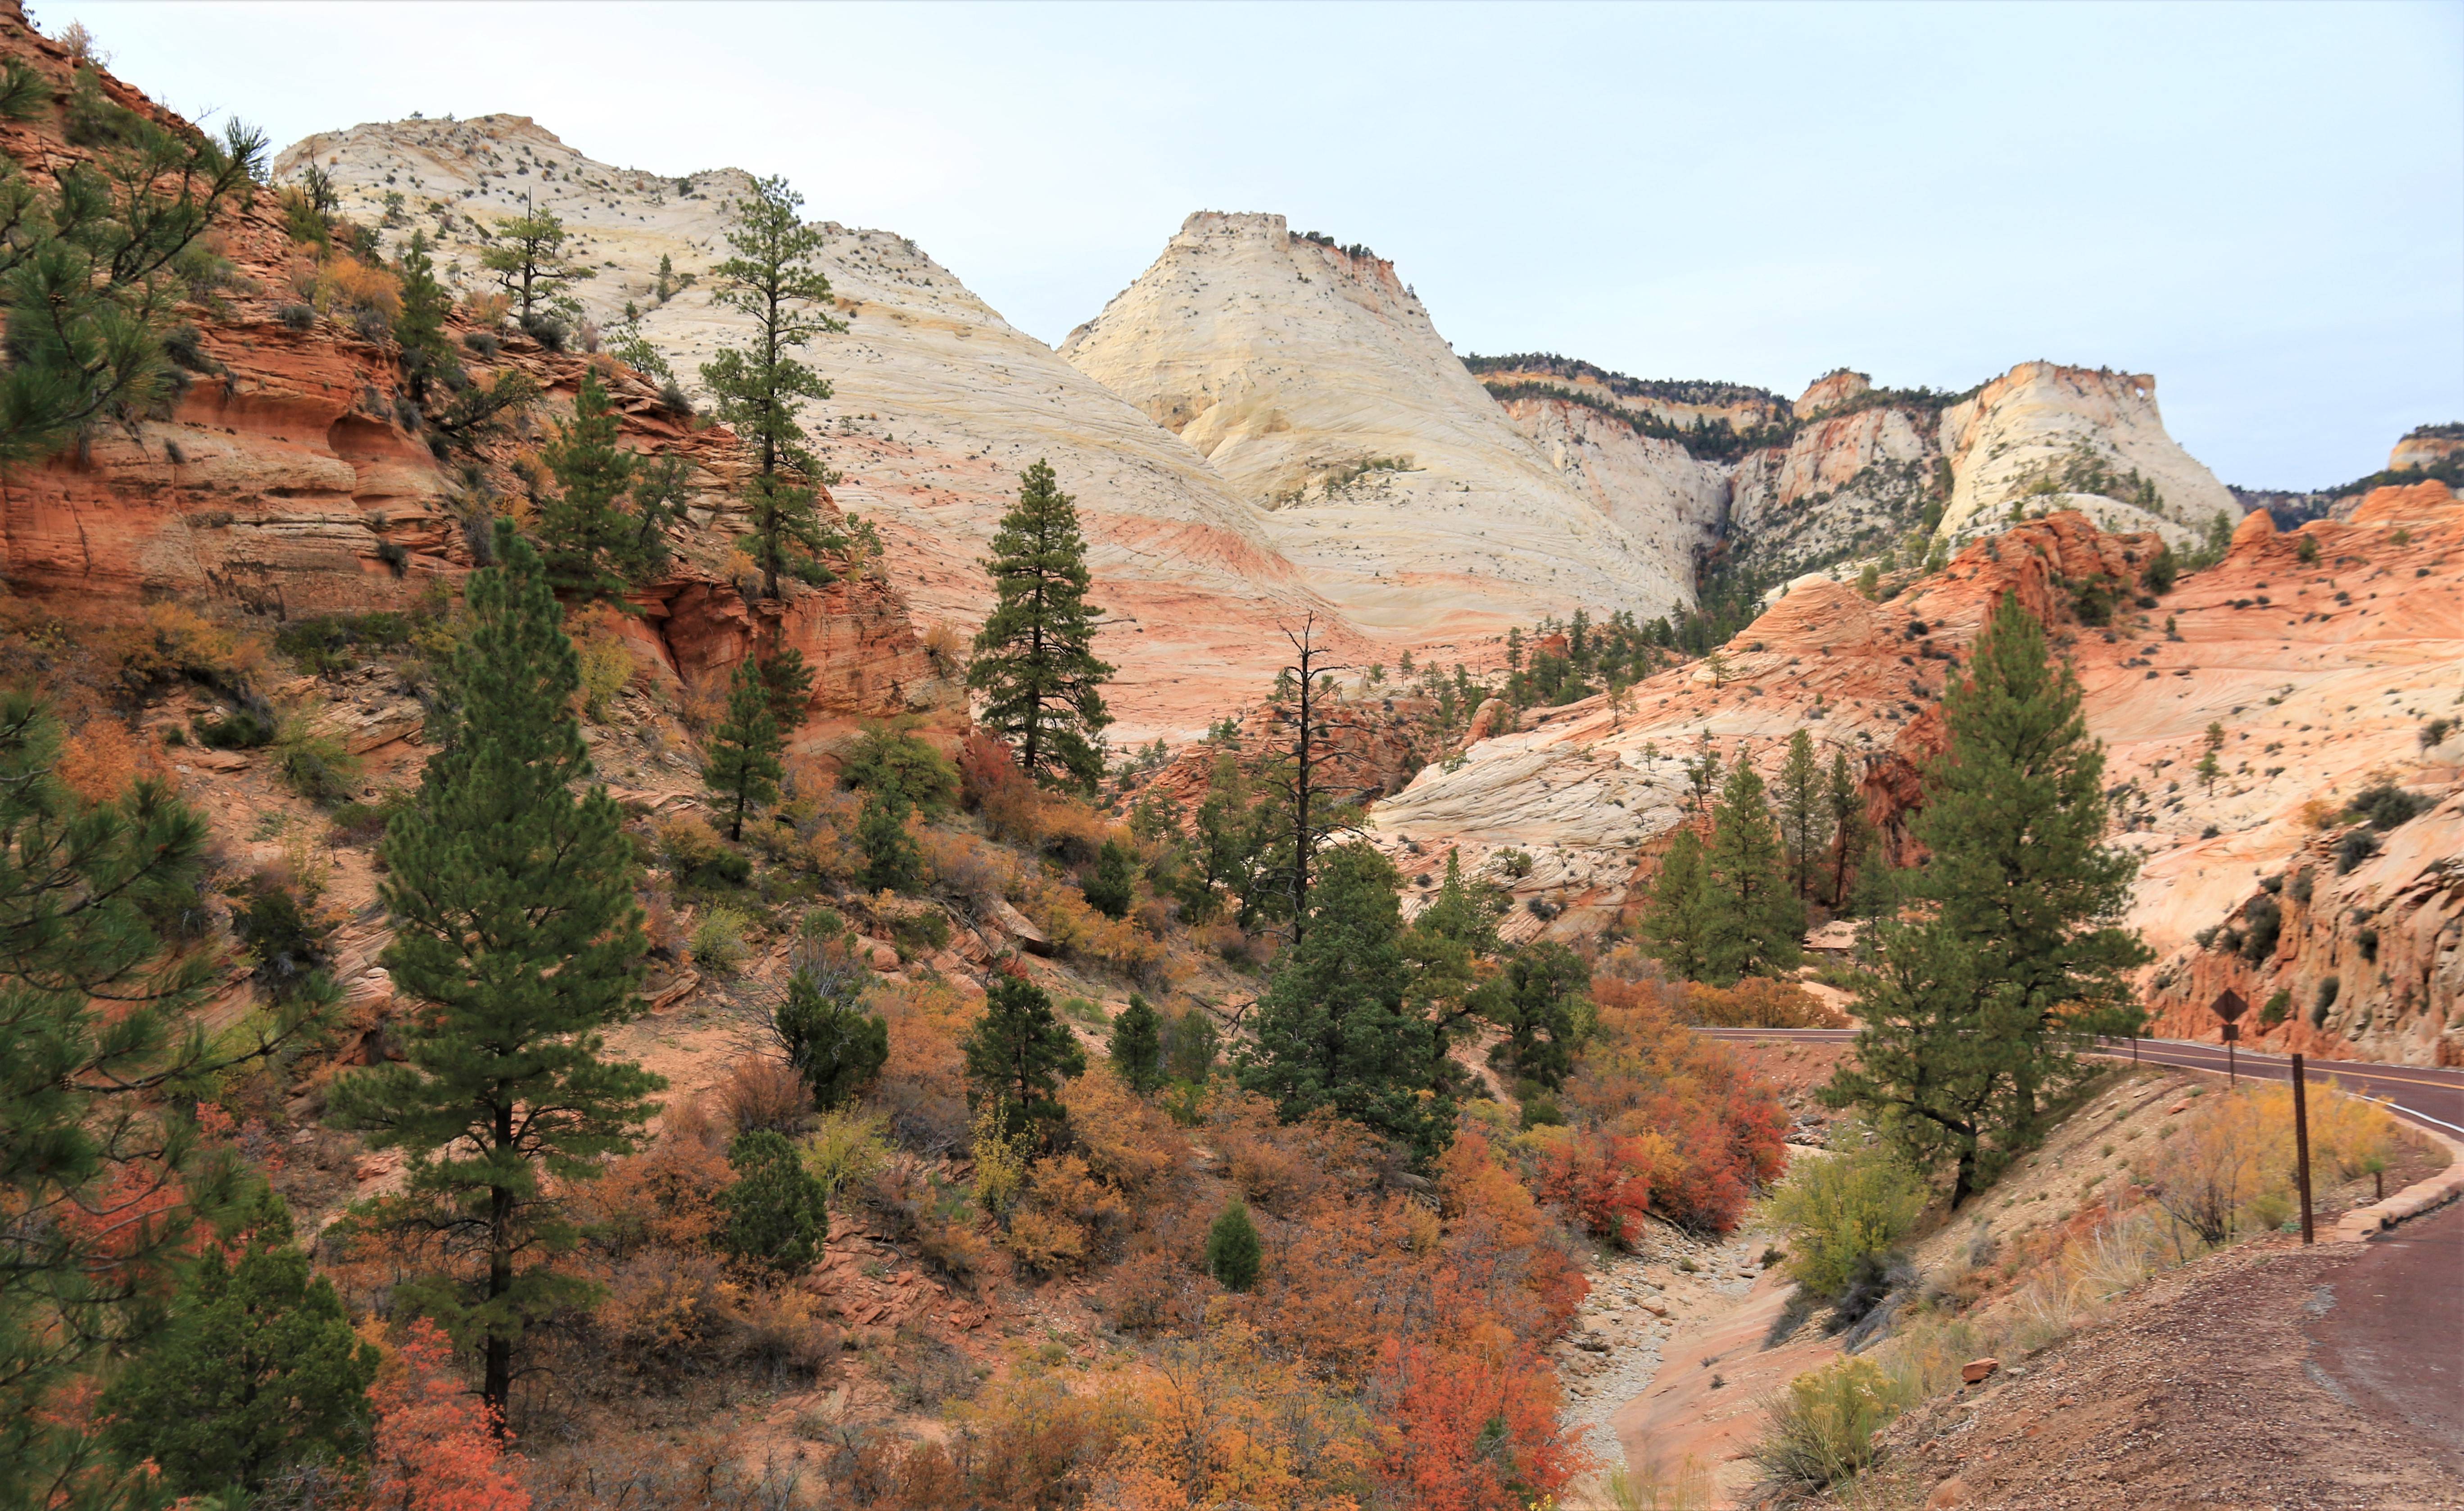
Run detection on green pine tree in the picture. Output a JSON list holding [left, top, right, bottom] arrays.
[[698, 176, 848, 599], [328, 534, 663, 1420], [774, 961, 888, 1110], [961, 975, 1087, 1139], [0, 95, 264, 465], [1906, 591, 2149, 1126], [1206, 1198, 1262, 1292], [1239, 843, 1450, 1160], [2197, 721, 2225, 794], [391, 229, 455, 404], [1083, 837, 1137, 920], [0, 690, 334, 1509], [856, 781, 923, 894], [1702, 759, 1805, 985], [720, 1130, 827, 1274], [1777, 728, 1830, 900], [100, 1197, 377, 1498], [759, 644, 815, 731], [1639, 826, 1715, 982], [704, 657, 784, 842], [1107, 994, 1165, 1094], [1487, 940, 1592, 1089], [480, 195, 592, 328], [1827, 592, 2151, 1201], [967, 460, 1116, 792], [536, 367, 645, 601], [1825, 748, 1873, 907]]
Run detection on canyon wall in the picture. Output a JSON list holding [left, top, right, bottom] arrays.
[[1059, 213, 1702, 637], [276, 122, 1338, 740]]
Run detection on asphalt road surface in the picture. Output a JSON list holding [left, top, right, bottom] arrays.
[[1694, 1027, 2464, 1142], [2303, 1198, 2464, 1475]]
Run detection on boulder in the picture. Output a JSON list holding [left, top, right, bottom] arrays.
[[1961, 1357, 2000, 1384]]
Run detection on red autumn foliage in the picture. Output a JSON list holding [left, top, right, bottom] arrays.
[[1369, 1335, 1590, 1511], [365, 1319, 530, 1511], [1533, 1128, 1659, 1246]]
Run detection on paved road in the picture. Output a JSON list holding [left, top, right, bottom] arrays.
[[1695, 1027, 2464, 1142], [2303, 1198, 2464, 1475]]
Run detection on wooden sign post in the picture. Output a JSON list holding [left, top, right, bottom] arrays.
[[2212, 989, 2248, 1087]]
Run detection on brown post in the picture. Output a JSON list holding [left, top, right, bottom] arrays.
[[2292, 1052, 2315, 1246]]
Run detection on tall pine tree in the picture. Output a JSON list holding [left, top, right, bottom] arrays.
[[1702, 758, 1804, 985], [968, 460, 1115, 792], [0, 692, 329, 1507], [1827, 592, 2150, 1202], [1776, 728, 1829, 900], [537, 367, 645, 600], [1240, 843, 1449, 1160], [480, 195, 591, 328], [392, 229, 455, 404], [698, 176, 848, 598], [704, 657, 784, 842], [1825, 748, 1873, 907], [1639, 825, 1714, 982], [330, 534, 663, 1420]]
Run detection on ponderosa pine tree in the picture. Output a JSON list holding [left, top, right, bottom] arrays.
[[968, 459, 1115, 792], [720, 1130, 827, 1275], [1825, 747, 1872, 907], [1084, 836, 1137, 920], [100, 1195, 378, 1498], [1241, 842, 1450, 1160], [1639, 825, 1714, 982], [0, 85, 264, 465], [0, 691, 332, 1508], [1107, 994, 1165, 1094], [704, 657, 784, 842], [329, 534, 663, 1421], [1486, 940, 1592, 1089], [699, 176, 848, 598], [1702, 759, 1803, 985], [1777, 728, 1829, 900], [774, 960, 888, 1110], [1826, 592, 2151, 1201], [758, 644, 815, 731], [856, 781, 923, 894], [1207, 1198, 1262, 1292], [392, 229, 454, 404], [962, 975, 1087, 1140], [480, 195, 591, 329], [537, 366, 645, 600]]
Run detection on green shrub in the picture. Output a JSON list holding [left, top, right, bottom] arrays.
[[692, 905, 753, 974], [2345, 781, 2428, 832], [775, 963, 888, 1109], [721, 1130, 828, 1275], [1748, 1355, 1909, 1496], [2335, 829, 2381, 874], [275, 726, 362, 806], [1206, 1198, 1261, 1292], [842, 724, 958, 813], [192, 707, 275, 749], [2260, 989, 2292, 1028], [1765, 1144, 1926, 1302], [2239, 896, 2282, 963], [889, 908, 951, 959], [800, 1107, 892, 1203], [1083, 837, 1137, 920], [1107, 995, 1164, 1094]]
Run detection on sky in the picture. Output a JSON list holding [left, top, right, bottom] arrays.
[[43, 0, 2464, 490]]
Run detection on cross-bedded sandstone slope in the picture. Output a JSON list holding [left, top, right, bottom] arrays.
[[274, 120, 1339, 740], [1059, 212, 1702, 635]]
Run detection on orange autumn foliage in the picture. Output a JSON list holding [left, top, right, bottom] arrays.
[[1369, 1333, 1589, 1511], [366, 1319, 530, 1511]]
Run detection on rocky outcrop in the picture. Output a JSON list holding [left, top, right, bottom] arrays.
[[276, 121, 1333, 742], [2387, 424, 2464, 473], [1060, 212, 1702, 635], [1366, 493, 2464, 1061]]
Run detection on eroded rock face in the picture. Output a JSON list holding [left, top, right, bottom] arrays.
[[1365, 493, 2464, 1062], [1060, 211, 1702, 634], [275, 121, 1333, 742]]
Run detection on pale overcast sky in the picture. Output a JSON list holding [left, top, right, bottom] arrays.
[[45, 0, 2464, 490]]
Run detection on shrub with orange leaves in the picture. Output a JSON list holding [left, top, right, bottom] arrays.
[[366, 1318, 530, 1511], [1529, 1125, 1663, 1247], [54, 716, 147, 802], [1107, 1321, 1373, 1511], [1676, 977, 1847, 1029], [874, 979, 977, 1153], [1368, 1334, 1588, 1511]]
